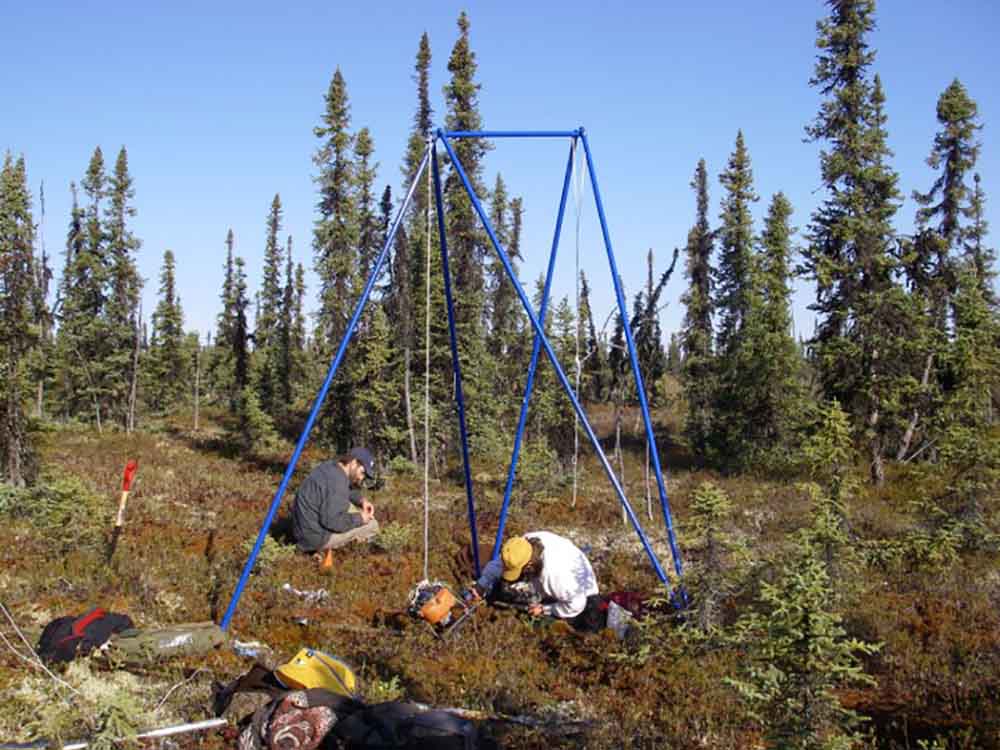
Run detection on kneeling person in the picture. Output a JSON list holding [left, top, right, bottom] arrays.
[[291, 447, 379, 553], [471, 531, 600, 629]]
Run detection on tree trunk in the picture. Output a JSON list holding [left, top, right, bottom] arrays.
[[35, 380, 44, 420], [194, 343, 201, 431], [4, 383, 25, 488], [614, 398, 626, 525], [867, 344, 883, 486], [896, 352, 933, 461], [403, 347, 418, 463], [127, 302, 141, 434]]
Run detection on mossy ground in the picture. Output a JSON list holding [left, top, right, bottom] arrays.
[[1, 406, 998, 748]]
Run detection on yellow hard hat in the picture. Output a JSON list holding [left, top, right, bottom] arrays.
[[501, 536, 533, 581], [274, 648, 358, 697]]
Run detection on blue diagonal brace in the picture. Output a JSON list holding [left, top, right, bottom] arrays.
[[220, 149, 431, 630]]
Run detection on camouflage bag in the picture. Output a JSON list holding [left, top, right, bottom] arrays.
[[98, 621, 227, 666]]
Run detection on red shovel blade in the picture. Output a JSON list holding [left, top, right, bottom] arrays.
[[122, 460, 139, 492]]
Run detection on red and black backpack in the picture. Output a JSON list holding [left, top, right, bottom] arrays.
[[36, 607, 134, 663]]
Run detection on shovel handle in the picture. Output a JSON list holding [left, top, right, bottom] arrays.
[[114, 490, 130, 528]]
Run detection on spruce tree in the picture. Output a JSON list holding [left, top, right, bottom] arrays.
[[487, 174, 513, 352], [713, 188, 806, 472], [277, 235, 296, 410], [442, 11, 501, 461], [57, 150, 114, 427], [708, 132, 761, 468], [714, 131, 759, 356], [352, 304, 399, 455], [898, 80, 985, 459], [443, 11, 490, 337], [53, 183, 86, 419], [728, 540, 878, 749], [292, 261, 307, 394], [257, 194, 284, 414], [680, 159, 715, 459], [578, 270, 606, 401], [400, 31, 452, 468], [25, 180, 54, 421], [633, 247, 678, 406], [376, 184, 393, 292], [258, 194, 284, 351], [687, 482, 736, 632], [802, 1, 906, 484], [146, 250, 186, 410], [666, 332, 681, 376], [104, 147, 142, 428], [354, 127, 379, 285], [0, 154, 39, 485], [312, 67, 358, 449], [313, 68, 358, 355], [965, 173, 996, 305], [210, 229, 238, 407], [231, 256, 251, 407], [754, 193, 807, 459]]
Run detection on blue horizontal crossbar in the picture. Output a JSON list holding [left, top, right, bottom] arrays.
[[443, 129, 582, 139]]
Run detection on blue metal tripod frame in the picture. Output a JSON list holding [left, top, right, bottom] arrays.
[[219, 128, 683, 631]]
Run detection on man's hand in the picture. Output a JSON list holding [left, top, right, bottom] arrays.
[[360, 499, 375, 524], [527, 603, 544, 617]]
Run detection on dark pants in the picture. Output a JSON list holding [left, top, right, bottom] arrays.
[[569, 594, 606, 632]]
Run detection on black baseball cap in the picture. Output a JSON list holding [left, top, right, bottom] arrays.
[[349, 447, 375, 477]]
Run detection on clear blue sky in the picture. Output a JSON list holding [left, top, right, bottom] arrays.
[[3, 1, 998, 345]]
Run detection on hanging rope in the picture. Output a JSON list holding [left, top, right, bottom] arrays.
[[423, 138, 433, 583], [571, 138, 585, 508]]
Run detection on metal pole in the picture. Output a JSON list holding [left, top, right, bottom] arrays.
[[219, 149, 432, 630], [492, 138, 577, 560], [431, 141, 481, 577], [580, 131, 684, 585], [437, 131, 672, 586], [445, 130, 579, 139], [0, 719, 230, 750]]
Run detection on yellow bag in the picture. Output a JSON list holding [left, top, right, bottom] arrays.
[[274, 648, 358, 697]]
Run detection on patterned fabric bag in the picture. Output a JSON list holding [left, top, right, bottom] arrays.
[[238, 689, 346, 750]]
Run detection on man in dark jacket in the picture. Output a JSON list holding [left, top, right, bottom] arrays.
[[291, 447, 379, 553]]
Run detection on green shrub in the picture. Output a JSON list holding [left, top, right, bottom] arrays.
[[0, 473, 107, 548], [240, 532, 295, 571], [372, 521, 413, 553], [387, 456, 419, 476]]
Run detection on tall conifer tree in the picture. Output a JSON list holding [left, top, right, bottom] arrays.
[[898, 80, 985, 458], [147, 250, 186, 410], [442, 11, 501, 460], [257, 194, 284, 414], [802, 1, 905, 484], [312, 68, 358, 449], [57, 150, 113, 427], [0, 154, 39, 485], [105, 147, 142, 428], [354, 128, 379, 286], [714, 131, 759, 356], [680, 159, 715, 459], [443, 11, 490, 337]]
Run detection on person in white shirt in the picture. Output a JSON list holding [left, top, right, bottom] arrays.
[[468, 531, 601, 628]]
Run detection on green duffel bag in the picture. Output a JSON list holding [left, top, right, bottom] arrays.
[[98, 621, 228, 666]]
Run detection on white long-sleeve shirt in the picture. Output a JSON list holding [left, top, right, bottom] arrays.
[[475, 531, 600, 619], [526, 531, 599, 619]]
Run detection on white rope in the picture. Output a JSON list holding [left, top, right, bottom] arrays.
[[571, 139, 585, 509], [423, 140, 432, 583]]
